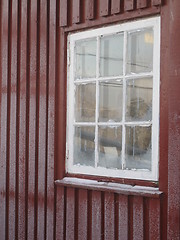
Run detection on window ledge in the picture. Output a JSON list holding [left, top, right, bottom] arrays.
[[55, 177, 163, 198]]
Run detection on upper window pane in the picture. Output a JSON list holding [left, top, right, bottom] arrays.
[[100, 34, 124, 77], [75, 39, 96, 79], [127, 28, 153, 74]]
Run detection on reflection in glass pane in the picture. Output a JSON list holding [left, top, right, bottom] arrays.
[[98, 126, 122, 169], [127, 28, 153, 74], [100, 34, 123, 77], [75, 83, 96, 122], [99, 80, 123, 122], [74, 126, 95, 167], [75, 39, 96, 79], [126, 78, 152, 121], [125, 126, 151, 170]]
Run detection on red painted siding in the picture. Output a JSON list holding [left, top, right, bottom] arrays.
[[0, 0, 180, 240]]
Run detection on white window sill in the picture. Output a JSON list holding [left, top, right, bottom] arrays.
[[55, 177, 163, 198]]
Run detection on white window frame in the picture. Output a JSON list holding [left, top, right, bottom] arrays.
[[66, 17, 160, 181]]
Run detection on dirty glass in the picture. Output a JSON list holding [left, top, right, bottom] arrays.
[[75, 39, 96, 79], [126, 78, 153, 121], [98, 126, 122, 169], [99, 80, 123, 122], [74, 126, 95, 167], [127, 28, 153, 74], [125, 125, 151, 170], [100, 34, 124, 77], [75, 83, 96, 122]]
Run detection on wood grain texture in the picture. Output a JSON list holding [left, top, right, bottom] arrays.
[[136, 0, 148, 9], [91, 191, 102, 240], [111, 0, 121, 14], [133, 196, 144, 240], [152, 0, 162, 6], [78, 189, 88, 240], [118, 195, 128, 240], [59, 0, 68, 27], [104, 192, 115, 240], [85, 0, 95, 20], [99, 0, 110, 17], [124, 0, 134, 11], [66, 188, 75, 240], [72, 0, 81, 24], [149, 199, 160, 240]]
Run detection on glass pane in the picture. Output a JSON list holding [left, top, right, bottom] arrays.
[[100, 34, 123, 77], [126, 78, 152, 121], [75, 39, 96, 79], [99, 80, 123, 122], [75, 83, 96, 122], [127, 28, 153, 74], [98, 126, 122, 169], [125, 126, 151, 170], [74, 126, 95, 167]]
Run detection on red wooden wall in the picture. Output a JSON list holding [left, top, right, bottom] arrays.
[[0, 0, 56, 239], [0, 0, 180, 240]]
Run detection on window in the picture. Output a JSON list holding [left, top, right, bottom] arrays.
[[66, 17, 160, 181]]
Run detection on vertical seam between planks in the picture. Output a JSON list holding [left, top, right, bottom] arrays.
[[5, 0, 12, 239], [44, 0, 50, 239], [101, 192, 104, 240], [87, 190, 92, 240], [74, 189, 79, 240], [54, 0, 59, 238], [63, 187, 67, 240], [25, 0, 31, 238], [114, 193, 119, 240], [34, 0, 40, 239], [15, 0, 22, 238]]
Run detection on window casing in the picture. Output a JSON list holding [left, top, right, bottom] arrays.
[[66, 17, 160, 181]]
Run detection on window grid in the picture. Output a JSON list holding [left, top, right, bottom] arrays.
[[67, 17, 160, 180]]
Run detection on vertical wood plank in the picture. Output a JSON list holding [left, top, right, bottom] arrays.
[[99, 0, 110, 17], [91, 191, 101, 240], [136, 0, 148, 9], [152, 0, 162, 6], [56, 187, 65, 240], [66, 188, 75, 240], [85, 0, 95, 20], [0, 0, 9, 239], [59, 0, 67, 27], [104, 192, 115, 240], [9, 0, 17, 238], [46, 0, 56, 239], [111, 0, 121, 14], [78, 189, 88, 240], [18, 0, 27, 239], [37, 0, 48, 239], [118, 195, 128, 240], [124, 0, 134, 11], [133, 196, 144, 240], [27, 0, 37, 239], [72, 0, 80, 24], [149, 198, 160, 240]]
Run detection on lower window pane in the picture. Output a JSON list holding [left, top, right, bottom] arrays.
[[98, 126, 122, 169], [125, 126, 151, 170], [74, 126, 95, 167]]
